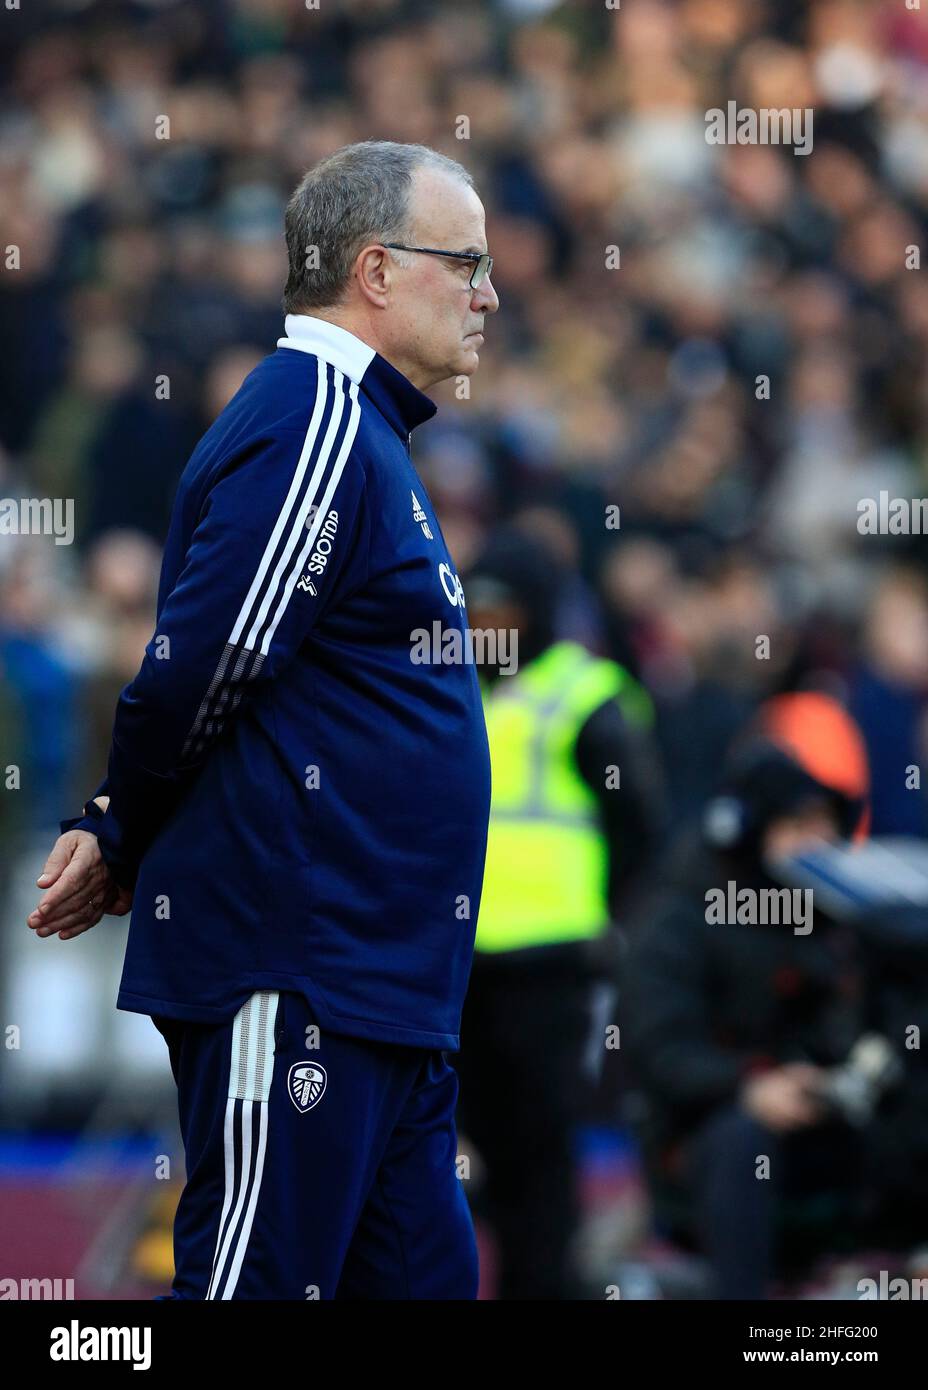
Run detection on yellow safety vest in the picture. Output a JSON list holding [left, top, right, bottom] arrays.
[[476, 640, 653, 953]]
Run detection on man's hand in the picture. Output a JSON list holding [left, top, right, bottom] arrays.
[[27, 809, 133, 940], [740, 1063, 827, 1133]]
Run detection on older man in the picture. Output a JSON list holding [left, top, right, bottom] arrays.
[[28, 140, 499, 1299]]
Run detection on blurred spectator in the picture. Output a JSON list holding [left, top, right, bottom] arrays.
[[848, 569, 928, 837], [455, 526, 665, 1298], [0, 540, 80, 833]]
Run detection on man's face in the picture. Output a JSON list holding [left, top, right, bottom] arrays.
[[382, 167, 499, 390], [762, 800, 843, 861]]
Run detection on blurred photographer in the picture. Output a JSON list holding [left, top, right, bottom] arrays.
[[623, 693, 878, 1299]]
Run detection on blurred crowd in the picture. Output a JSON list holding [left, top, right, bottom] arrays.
[[2, 0, 928, 1298], [2, 0, 928, 838]]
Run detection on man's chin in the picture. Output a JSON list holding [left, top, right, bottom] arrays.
[[455, 346, 481, 375], [430, 345, 481, 386]]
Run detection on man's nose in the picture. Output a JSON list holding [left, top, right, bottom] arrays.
[[473, 275, 499, 313]]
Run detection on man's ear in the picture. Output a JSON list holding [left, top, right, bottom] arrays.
[[354, 245, 392, 308]]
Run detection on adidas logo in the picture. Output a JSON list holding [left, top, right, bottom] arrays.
[[411, 490, 433, 540]]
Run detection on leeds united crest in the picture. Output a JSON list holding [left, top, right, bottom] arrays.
[[287, 1061, 327, 1113]]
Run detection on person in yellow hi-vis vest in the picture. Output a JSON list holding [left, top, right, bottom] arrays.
[[454, 527, 665, 1299]]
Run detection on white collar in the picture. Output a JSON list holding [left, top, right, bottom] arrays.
[[277, 314, 376, 384]]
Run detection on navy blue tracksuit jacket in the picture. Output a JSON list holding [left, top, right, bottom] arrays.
[[63, 313, 492, 1051]]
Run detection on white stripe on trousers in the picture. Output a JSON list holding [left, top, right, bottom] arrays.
[[206, 990, 279, 1300]]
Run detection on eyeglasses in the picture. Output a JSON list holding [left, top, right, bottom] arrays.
[[382, 243, 494, 290]]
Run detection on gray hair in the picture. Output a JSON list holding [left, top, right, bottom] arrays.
[[282, 140, 475, 314]]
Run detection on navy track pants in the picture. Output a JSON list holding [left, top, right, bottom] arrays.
[[152, 989, 478, 1300]]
